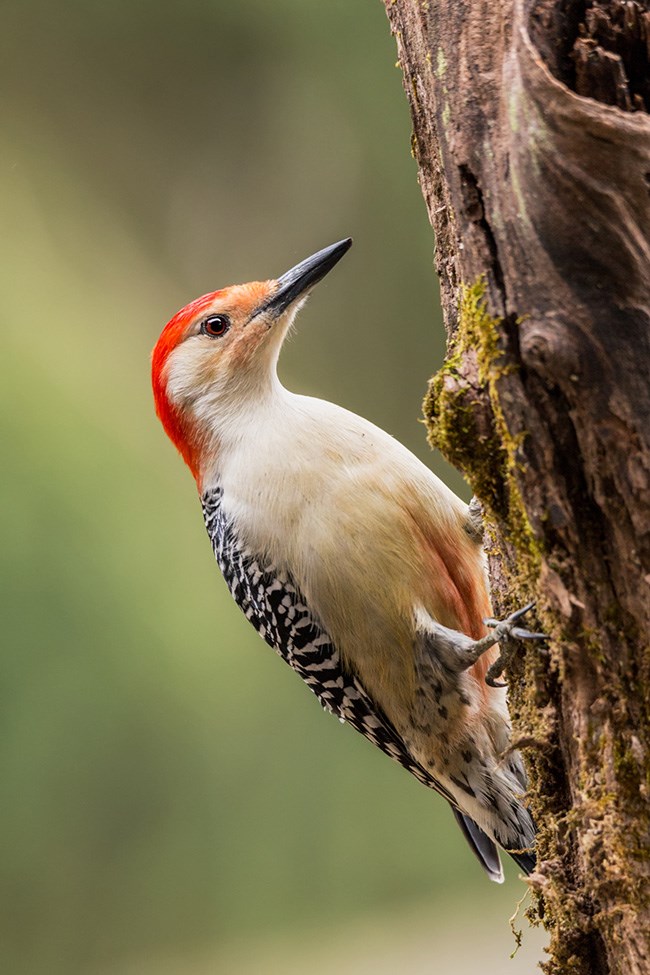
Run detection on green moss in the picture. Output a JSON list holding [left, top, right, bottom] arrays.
[[459, 276, 503, 384], [426, 278, 650, 967], [614, 739, 642, 797], [424, 276, 542, 582]]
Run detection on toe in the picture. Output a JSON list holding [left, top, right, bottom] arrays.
[[510, 627, 547, 641], [486, 676, 508, 688], [507, 601, 536, 623]]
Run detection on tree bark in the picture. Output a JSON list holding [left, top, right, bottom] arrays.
[[381, 1, 650, 972]]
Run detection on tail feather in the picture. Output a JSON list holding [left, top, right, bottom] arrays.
[[508, 849, 536, 875], [451, 807, 504, 883], [451, 806, 537, 880]]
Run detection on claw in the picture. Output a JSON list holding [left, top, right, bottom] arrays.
[[486, 674, 508, 689], [481, 602, 548, 689], [508, 600, 536, 623], [510, 627, 547, 641], [482, 602, 547, 642]]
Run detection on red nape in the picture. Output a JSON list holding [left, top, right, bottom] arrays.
[[151, 291, 224, 485]]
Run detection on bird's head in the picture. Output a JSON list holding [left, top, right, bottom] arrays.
[[152, 238, 352, 483]]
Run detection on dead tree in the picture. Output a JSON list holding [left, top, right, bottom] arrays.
[[381, 1, 650, 972]]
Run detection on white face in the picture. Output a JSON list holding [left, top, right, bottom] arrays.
[[162, 279, 298, 415], [152, 239, 352, 474]]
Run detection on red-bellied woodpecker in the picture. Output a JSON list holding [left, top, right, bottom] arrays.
[[152, 239, 543, 882]]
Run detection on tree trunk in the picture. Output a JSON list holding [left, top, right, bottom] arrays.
[[381, 1, 650, 972]]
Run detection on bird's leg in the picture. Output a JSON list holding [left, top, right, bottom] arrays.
[[461, 602, 547, 688]]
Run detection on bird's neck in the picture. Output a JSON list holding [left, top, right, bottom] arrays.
[[194, 371, 290, 491]]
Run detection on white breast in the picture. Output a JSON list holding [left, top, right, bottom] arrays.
[[207, 389, 465, 567]]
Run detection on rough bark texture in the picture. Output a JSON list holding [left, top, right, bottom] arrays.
[[382, 1, 650, 973]]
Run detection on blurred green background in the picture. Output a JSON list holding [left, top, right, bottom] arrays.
[[1, 1, 545, 972]]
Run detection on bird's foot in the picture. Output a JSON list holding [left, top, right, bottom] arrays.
[[482, 602, 547, 688]]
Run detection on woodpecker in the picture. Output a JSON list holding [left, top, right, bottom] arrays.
[[152, 239, 541, 882]]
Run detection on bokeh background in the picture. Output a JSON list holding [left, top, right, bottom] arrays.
[[1, 2, 546, 972]]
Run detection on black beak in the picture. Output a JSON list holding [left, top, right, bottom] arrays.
[[260, 238, 352, 318]]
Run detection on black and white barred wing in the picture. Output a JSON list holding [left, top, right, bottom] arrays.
[[201, 487, 455, 803]]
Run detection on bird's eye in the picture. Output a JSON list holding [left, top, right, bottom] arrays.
[[201, 315, 230, 338]]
